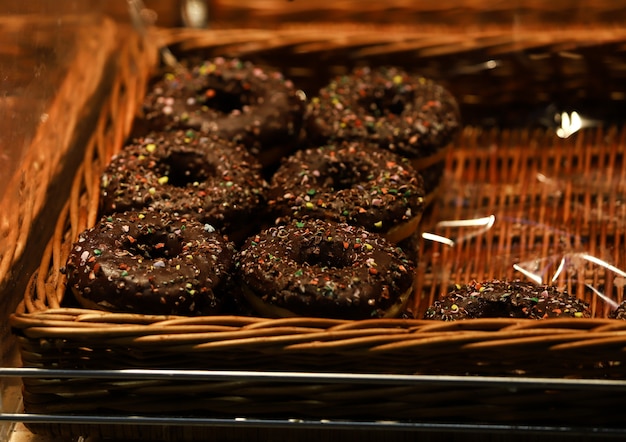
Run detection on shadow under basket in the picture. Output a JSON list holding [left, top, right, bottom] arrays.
[[9, 24, 626, 438]]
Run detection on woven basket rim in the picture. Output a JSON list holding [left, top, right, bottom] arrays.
[[9, 26, 626, 397], [156, 24, 626, 57], [9, 23, 626, 440]]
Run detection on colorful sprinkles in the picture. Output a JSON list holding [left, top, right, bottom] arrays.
[[66, 211, 236, 316], [424, 279, 591, 321], [268, 142, 424, 240], [237, 219, 415, 319], [100, 129, 268, 245], [306, 66, 460, 160], [139, 57, 306, 166]]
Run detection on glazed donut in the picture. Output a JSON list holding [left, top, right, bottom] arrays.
[[268, 142, 425, 244], [609, 300, 626, 320], [138, 57, 306, 167], [306, 66, 460, 196], [237, 219, 416, 319], [424, 280, 591, 321], [100, 130, 268, 245], [65, 211, 236, 316]]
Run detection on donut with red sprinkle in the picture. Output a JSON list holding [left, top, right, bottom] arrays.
[[267, 142, 425, 244], [237, 219, 415, 319], [424, 280, 591, 321], [306, 66, 460, 195], [66, 211, 236, 316], [100, 130, 268, 245], [138, 57, 306, 167]]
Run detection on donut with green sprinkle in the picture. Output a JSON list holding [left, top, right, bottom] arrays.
[[268, 142, 425, 243], [66, 211, 236, 316], [137, 57, 306, 167], [100, 130, 268, 244], [424, 280, 591, 321], [609, 300, 626, 320], [306, 66, 460, 195], [237, 218, 415, 319]]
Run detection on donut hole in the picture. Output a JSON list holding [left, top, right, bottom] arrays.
[[200, 80, 253, 114], [297, 240, 350, 270], [126, 232, 183, 260], [163, 150, 216, 187], [358, 91, 411, 117], [313, 160, 375, 192]]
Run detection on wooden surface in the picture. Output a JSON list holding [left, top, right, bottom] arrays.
[[0, 12, 155, 442], [0, 15, 119, 366], [4, 1, 626, 29], [6, 423, 620, 442], [0, 1, 182, 27], [207, 0, 626, 28]]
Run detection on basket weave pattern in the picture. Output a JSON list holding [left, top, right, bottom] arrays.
[[9, 22, 626, 432], [0, 16, 119, 301]]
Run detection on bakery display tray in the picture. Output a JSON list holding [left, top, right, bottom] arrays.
[[3, 367, 626, 441], [7, 18, 626, 440]]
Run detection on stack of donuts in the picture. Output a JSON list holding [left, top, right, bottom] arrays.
[[64, 56, 487, 320]]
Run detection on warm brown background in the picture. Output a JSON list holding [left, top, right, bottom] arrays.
[[2, 2, 626, 441], [3, 0, 626, 29], [0, 1, 181, 27]]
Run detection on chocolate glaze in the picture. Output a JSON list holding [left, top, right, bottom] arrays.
[[66, 211, 236, 316], [424, 280, 591, 321], [137, 57, 306, 166], [267, 142, 424, 240], [609, 300, 626, 320], [237, 219, 415, 319], [100, 130, 268, 244], [306, 66, 460, 158], [306, 66, 460, 194]]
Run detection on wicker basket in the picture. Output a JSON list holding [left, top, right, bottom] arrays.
[[0, 15, 136, 373], [9, 11, 626, 439]]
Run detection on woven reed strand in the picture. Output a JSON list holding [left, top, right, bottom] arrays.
[[10, 23, 626, 436]]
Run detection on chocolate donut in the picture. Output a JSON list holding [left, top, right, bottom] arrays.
[[138, 57, 306, 167], [100, 130, 268, 244], [237, 219, 415, 319], [267, 142, 425, 243], [424, 280, 591, 321], [609, 300, 626, 320], [65, 211, 236, 316], [306, 66, 460, 195]]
